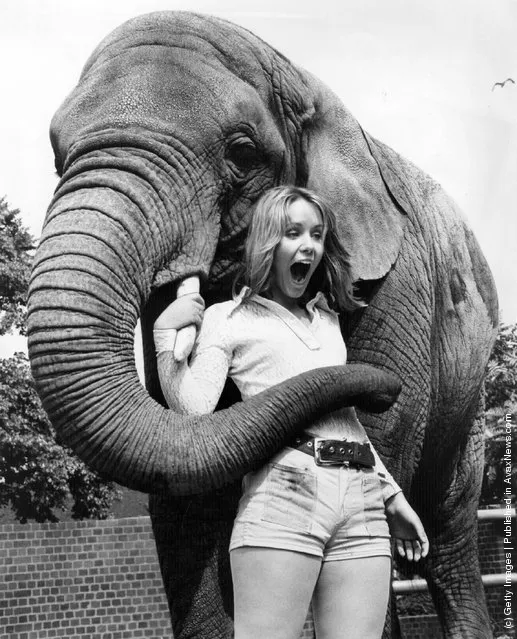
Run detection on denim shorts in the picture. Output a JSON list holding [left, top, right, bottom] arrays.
[[229, 447, 391, 561]]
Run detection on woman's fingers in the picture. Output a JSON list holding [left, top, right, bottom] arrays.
[[395, 538, 428, 562], [154, 294, 205, 330], [404, 540, 414, 562], [420, 534, 429, 558], [188, 294, 205, 326], [412, 541, 422, 562], [189, 293, 205, 308], [415, 521, 429, 558]]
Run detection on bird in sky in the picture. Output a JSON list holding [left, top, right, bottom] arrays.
[[492, 78, 515, 91]]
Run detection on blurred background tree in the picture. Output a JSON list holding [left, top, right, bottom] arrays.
[[0, 198, 120, 522], [0, 197, 33, 334], [480, 322, 517, 506]]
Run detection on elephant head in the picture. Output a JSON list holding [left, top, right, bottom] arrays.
[[28, 11, 498, 639]]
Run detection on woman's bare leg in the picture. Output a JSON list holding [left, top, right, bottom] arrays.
[[230, 547, 322, 639], [312, 556, 391, 639]]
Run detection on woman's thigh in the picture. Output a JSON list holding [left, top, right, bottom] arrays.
[[230, 547, 322, 639], [312, 555, 392, 639]]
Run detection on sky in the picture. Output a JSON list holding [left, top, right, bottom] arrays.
[[1, 0, 516, 361]]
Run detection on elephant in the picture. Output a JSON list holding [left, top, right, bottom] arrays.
[[27, 11, 498, 639]]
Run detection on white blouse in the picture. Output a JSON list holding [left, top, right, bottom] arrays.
[[157, 288, 401, 501]]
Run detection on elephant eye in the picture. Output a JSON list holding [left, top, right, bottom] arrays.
[[226, 138, 261, 172]]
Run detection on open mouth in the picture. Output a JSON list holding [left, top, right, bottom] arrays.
[[290, 262, 311, 283]]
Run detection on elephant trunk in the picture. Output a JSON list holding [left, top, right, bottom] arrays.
[[28, 158, 399, 495]]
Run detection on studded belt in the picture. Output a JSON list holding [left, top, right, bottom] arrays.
[[289, 434, 375, 468]]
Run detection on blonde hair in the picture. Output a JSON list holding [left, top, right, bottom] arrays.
[[237, 186, 365, 312]]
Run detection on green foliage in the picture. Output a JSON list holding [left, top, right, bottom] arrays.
[[0, 197, 35, 335], [485, 323, 517, 411], [0, 351, 120, 523], [0, 198, 120, 522], [480, 323, 517, 506]]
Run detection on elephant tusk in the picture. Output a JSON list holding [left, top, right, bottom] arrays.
[[173, 276, 200, 361]]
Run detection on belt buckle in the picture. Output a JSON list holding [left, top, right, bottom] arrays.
[[313, 438, 349, 467]]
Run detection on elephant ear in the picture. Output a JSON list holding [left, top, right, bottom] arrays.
[[303, 91, 408, 282]]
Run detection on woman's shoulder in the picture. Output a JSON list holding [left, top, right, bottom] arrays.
[[195, 300, 239, 350], [198, 296, 257, 351], [203, 299, 238, 322]]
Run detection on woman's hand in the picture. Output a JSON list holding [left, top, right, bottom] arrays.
[[385, 492, 429, 562], [154, 294, 205, 331]]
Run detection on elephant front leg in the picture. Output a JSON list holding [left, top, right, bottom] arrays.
[[416, 416, 492, 638], [426, 517, 490, 637], [149, 484, 240, 639]]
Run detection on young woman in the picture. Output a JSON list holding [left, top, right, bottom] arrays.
[[154, 186, 428, 639]]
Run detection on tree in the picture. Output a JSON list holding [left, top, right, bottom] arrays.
[[485, 323, 517, 412], [480, 322, 517, 506], [0, 352, 120, 522], [0, 198, 119, 522], [0, 197, 34, 335]]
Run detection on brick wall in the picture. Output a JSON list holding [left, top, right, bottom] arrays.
[[0, 517, 172, 639], [399, 614, 443, 638], [479, 517, 513, 575]]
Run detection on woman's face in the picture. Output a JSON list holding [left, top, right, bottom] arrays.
[[270, 198, 325, 310]]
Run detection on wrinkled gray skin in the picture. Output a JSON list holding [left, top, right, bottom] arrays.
[[27, 11, 498, 639]]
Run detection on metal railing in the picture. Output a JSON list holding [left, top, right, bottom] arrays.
[[478, 507, 516, 520]]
